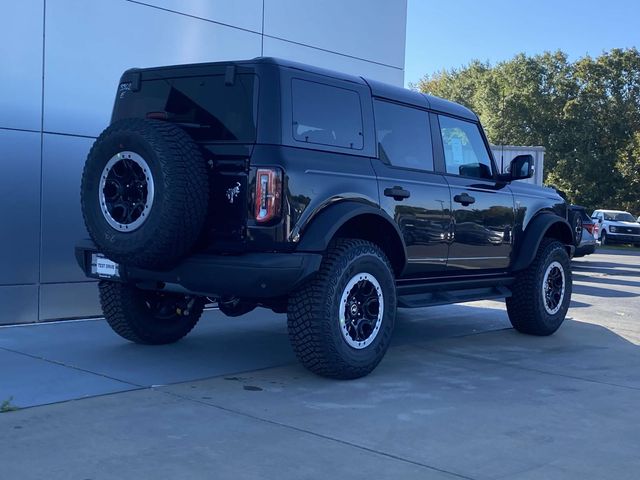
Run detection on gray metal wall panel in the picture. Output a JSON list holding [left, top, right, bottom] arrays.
[[0, 285, 39, 325], [44, 0, 262, 137], [1, 0, 407, 323], [264, 0, 407, 70], [39, 282, 100, 321], [0, 129, 41, 285], [0, 0, 44, 131], [40, 134, 93, 283], [130, 0, 264, 33], [263, 37, 404, 86]]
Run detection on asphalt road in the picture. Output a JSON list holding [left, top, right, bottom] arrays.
[[1, 248, 639, 479]]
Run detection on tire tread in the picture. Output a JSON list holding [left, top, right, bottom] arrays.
[[99, 281, 203, 345], [287, 239, 395, 379], [81, 119, 209, 269], [506, 238, 571, 335]]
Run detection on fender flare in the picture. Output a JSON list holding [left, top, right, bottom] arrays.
[[296, 201, 407, 271], [512, 213, 574, 271]]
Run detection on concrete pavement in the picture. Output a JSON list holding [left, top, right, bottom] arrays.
[[1, 249, 639, 479]]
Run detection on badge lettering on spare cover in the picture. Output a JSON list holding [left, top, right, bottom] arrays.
[[226, 182, 241, 204], [118, 82, 132, 99]]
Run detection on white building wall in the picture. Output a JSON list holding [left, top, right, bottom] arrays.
[[0, 0, 408, 324]]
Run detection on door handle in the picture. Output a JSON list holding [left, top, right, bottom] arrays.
[[453, 192, 476, 206], [384, 186, 411, 201]]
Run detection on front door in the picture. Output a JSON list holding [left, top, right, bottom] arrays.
[[434, 114, 515, 271], [372, 99, 451, 276]]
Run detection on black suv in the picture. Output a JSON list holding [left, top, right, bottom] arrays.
[[77, 58, 574, 379]]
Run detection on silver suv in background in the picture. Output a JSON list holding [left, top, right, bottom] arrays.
[[591, 210, 640, 247], [570, 206, 596, 257]]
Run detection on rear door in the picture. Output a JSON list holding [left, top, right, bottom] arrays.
[[371, 100, 451, 276], [433, 114, 515, 271]]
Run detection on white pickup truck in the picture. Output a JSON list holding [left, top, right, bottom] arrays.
[[591, 210, 640, 247]]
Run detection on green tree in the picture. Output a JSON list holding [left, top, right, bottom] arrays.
[[414, 48, 640, 214]]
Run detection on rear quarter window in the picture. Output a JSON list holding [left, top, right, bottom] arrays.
[[291, 79, 363, 150]]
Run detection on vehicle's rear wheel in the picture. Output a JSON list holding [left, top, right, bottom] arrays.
[[287, 239, 396, 379], [600, 230, 607, 246], [506, 238, 572, 336], [81, 118, 209, 269], [99, 281, 205, 345]]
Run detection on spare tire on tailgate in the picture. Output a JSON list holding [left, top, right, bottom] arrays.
[[81, 118, 209, 269]]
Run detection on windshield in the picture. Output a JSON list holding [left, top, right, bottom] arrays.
[[603, 212, 636, 222]]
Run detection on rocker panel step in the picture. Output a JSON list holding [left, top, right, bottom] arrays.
[[397, 286, 512, 309]]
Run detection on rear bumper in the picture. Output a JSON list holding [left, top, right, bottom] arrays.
[[75, 240, 322, 298]]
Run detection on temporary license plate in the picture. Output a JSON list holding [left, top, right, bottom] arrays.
[[92, 253, 120, 278]]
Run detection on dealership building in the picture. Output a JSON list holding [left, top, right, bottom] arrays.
[[0, 0, 408, 324]]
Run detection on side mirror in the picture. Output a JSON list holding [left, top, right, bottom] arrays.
[[598, 218, 603, 224], [508, 154, 534, 180]]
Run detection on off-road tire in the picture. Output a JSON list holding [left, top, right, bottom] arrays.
[[287, 239, 396, 379], [81, 118, 209, 269], [506, 238, 572, 336], [99, 281, 205, 345], [599, 230, 607, 246]]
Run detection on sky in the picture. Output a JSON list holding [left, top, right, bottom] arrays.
[[404, 0, 640, 86]]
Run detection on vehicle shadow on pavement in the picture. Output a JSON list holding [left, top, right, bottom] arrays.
[[572, 261, 640, 277], [569, 299, 592, 308], [572, 283, 638, 298], [573, 272, 640, 289]]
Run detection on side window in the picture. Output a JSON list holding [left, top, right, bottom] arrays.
[[439, 115, 493, 179], [291, 79, 363, 150], [373, 100, 434, 171]]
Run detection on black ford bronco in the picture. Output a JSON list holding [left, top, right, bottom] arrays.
[[77, 57, 574, 379]]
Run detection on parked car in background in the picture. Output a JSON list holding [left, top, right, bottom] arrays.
[[591, 210, 640, 247], [569, 206, 597, 257]]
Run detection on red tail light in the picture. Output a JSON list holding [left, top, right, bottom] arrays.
[[584, 223, 595, 235], [255, 168, 282, 223]]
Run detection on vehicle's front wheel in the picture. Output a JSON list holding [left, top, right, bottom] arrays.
[[506, 238, 572, 336], [99, 281, 205, 344], [287, 239, 396, 379], [600, 230, 607, 245]]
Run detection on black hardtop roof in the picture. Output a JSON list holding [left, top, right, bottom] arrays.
[[126, 57, 478, 121], [255, 58, 478, 121]]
